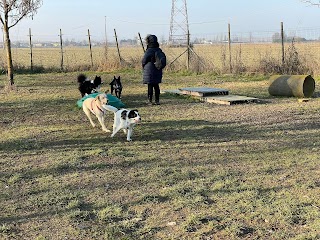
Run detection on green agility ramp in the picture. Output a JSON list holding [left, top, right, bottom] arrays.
[[77, 93, 125, 109]]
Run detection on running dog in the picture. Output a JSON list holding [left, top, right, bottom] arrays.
[[78, 74, 103, 97], [110, 108, 141, 141], [110, 76, 123, 99], [82, 93, 115, 133]]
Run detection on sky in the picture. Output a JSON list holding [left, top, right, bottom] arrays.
[[8, 0, 320, 42]]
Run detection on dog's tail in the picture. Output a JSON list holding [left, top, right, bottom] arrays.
[[77, 74, 87, 83], [102, 105, 118, 113]]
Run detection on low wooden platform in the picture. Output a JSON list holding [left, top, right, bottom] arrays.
[[201, 95, 259, 105], [162, 87, 259, 105], [178, 87, 229, 97]]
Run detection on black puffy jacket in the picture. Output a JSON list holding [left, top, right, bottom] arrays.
[[142, 35, 163, 84]]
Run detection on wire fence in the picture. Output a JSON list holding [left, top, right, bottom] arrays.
[[2, 24, 320, 75]]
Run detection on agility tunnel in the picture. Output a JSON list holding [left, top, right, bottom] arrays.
[[268, 75, 315, 98]]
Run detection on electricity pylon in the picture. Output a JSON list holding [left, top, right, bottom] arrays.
[[169, 0, 189, 46]]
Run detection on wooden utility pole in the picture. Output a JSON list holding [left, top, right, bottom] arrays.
[[29, 28, 33, 72], [104, 16, 108, 62], [281, 22, 285, 66], [59, 29, 64, 70], [87, 29, 93, 67], [228, 23, 232, 73]]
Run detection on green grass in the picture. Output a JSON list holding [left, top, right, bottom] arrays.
[[0, 71, 320, 239]]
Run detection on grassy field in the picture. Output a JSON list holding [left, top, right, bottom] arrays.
[[0, 71, 320, 239]]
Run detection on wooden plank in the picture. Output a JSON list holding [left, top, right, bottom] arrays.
[[178, 87, 229, 97], [202, 95, 259, 105], [162, 89, 185, 95]]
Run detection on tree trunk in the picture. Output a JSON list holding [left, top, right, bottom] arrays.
[[3, 24, 14, 88]]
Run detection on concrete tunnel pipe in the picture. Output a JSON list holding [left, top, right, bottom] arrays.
[[268, 75, 315, 98]]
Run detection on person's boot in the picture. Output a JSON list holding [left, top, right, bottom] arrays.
[[147, 96, 153, 105]]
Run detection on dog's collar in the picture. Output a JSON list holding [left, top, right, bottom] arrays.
[[91, 99, 105, 114]]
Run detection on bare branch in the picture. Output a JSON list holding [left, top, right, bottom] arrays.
[[0, 0, 43, 28], [301, 0, 320, 6]]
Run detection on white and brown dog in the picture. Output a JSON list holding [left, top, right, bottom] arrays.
[[82, 93, 115, 132], [110, 109, 141, 141]]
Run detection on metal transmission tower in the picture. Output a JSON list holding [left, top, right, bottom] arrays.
[[169, 0, 189, 46]]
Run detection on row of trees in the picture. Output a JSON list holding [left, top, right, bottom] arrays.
[[0, 0, 319, 91], [271, 33, 307, 43]]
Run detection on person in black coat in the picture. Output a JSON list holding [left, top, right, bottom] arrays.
[[142, 34, 163, 105]]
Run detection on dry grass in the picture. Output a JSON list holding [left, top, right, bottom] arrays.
[[0, 71, 320, 239], [2, 41, 320, 74]]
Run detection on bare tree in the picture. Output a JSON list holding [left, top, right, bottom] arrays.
[[301, 0, 320, 6], [0, 0, 42, 90]]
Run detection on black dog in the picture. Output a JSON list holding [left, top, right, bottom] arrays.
[[110, 76, 122, 99], [77, 74, 103, 97]]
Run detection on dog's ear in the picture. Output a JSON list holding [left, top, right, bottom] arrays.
[[95, 94, 104, 101], [128, 110, 139, 119], [97, 94, 108, 103], [121, 110, 128, 120]]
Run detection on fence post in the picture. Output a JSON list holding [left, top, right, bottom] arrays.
[[228, 23, 232, 73], [281, 22, 285, 66], [87, 29, 93, 67], [187, 30, 190, 70], [114, 29, 122, 64], [29, 28, 33, 72], [59, 29, 64, 70], [138, 32, 145, 52]]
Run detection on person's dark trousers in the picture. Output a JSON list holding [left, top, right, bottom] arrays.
[[148, 83, 160, 103]]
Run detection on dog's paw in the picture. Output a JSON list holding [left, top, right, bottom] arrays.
[[103, 129, 111, 133]]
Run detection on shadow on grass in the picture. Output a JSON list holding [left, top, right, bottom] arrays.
[[1, 115, 319, 182], [2, 110, 320, 153]]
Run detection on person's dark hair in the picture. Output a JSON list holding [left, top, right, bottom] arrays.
[[145, 34, 159, 48]]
